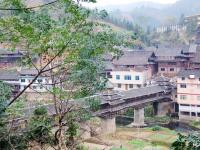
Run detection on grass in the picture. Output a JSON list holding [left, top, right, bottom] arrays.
[[128, 139, 149, 149], [189, 121, 200, 128], [111, 148, 127, 150]]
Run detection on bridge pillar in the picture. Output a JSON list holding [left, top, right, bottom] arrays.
[[133, 108, 146, 126], [128, 108, 146, 127], [153, 102, 171, 116], [101, 117, 116, 134]]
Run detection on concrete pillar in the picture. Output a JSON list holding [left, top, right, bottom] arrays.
[[80, 123, 91, 139], [134, 108, 145, 126], [101, 117, 116, 134], [153, 102, 171, 117]]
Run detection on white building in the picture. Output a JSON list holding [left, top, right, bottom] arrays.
[[19, 69, 52, 93], [105, 50, 156, 91], [110, 68, 148, 91]]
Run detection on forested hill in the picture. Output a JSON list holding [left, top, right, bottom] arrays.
[[103, 0, 200, 28]]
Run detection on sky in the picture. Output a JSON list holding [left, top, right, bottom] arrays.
[[83, 0, 179, 8]]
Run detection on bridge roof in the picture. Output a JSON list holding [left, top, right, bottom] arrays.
[[120, 85, 165, 100]]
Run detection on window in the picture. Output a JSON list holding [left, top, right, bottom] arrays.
[[180, 95, 187, 100], [170, 68, 175, 71], [116, 75, 120, 80], [124, 75, 131, 80], [182, 77, 185, 81], [197, 96, 200, 101], [129, 84, 133, 89], [180, 84, 187, 88], [37, 79, 43, 83], [135, 76, 140, 80], [117, 84, 121, 88], [161, 68, 165, 71], [21, 79, 25, 82], [199, 78, 200, 81], [32, 86, 37, 89]]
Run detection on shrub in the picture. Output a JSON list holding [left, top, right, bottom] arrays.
[[152, 125, 161, 131]]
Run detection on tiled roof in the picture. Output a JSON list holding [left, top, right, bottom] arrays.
[[154, 47, 182, 57], [113, 50, 154, 66], [0, 49, 23, 55], [182, 44, 197, 54], [120, 85, 165, 99], [0, 70, 20, 80], [20, 69, 38, 75], [177, 69, 200, 78]]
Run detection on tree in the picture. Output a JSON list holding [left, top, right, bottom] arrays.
[[0, 0, 121, 149], [171, 133, 200, 150], [179, 14, 185, 25]]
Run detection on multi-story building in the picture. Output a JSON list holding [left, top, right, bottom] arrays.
[[0, 70, 20, 96], [0, 49, 24, 69], [177, 69, 200, 121], [154, 47, 188, 77], [110, 67, 149, 91], [19, 69, 52, 93], [108, 50, 156, 91], [185, 14, 200, 26]]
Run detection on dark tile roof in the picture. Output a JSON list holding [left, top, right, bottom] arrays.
[[20, 69, 38, 76], [120, 85, 165, 99], [104, 61, 114, 70], [0, 70, 20, 80], [182, 44, 197, 54], [154, 47, 182, 57], [113, 50, 154, 66], [177, 69, 200, 78], [0, 49, 23, 55]]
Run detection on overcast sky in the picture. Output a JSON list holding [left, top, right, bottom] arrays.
[[83, 0, 178, 7]]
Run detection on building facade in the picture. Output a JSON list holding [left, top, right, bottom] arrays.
[[19, 69, 52, 93], [110, 68, 148, 91], [106, 50, 156, 91], [177, 70, 200, 121], [185, 14, 200, 26], [0, 49, 24, 69]]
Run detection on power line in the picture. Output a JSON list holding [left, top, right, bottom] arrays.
[[0, 0, 58, 11]]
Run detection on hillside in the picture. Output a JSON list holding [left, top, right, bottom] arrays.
[[105, 0, 200, 27]]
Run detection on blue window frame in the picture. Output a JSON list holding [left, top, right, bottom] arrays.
[[116, 75, 120, 80], [124, 75, 131, 80], [135, 76, 140, 80]]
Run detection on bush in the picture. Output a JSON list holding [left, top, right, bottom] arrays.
[[152, 125, 161, 131], [34, 106, 48, 116]]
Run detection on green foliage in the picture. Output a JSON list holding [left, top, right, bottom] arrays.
[[86, 97, 101, 111], [0, 81, 11, 114], [171, 133, 200, 150], [186, 20, 198, 35], [27, 107, 53, 145], [111, 147, 127, 150], [152, 125, 161, 131], [144, 105, 154, 117], [124, 108, 134, 117], [76, 144, 89, 150], [128, 139, 146, 149], [0, 0, 121, 148], [34, 106, 48, 116]]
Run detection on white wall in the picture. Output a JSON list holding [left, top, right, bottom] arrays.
[[109, 70, 147, 91]]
